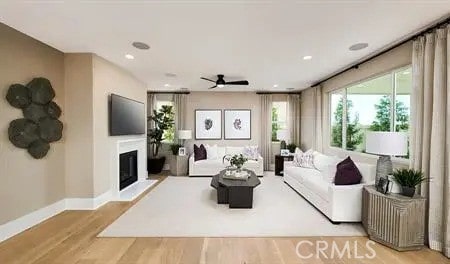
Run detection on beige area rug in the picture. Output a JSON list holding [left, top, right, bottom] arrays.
[[99, 172, 366, 237]]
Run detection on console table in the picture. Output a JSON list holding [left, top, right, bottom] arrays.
[[362, 185, 426, 251]]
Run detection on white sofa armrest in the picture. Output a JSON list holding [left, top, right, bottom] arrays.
[[328, 183, 368, 222], [188, 154, 195, 176]]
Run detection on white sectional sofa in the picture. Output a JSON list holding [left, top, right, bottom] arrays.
[[189, 146, 264, 176], [283, 152, 375, 223]]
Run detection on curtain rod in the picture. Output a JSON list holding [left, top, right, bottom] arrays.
[[311, 15, 450, 88], [147, 91, 190, 94], [256, 91, 301, 95]]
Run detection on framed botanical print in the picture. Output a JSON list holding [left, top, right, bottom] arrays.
[[195, 110, 222, 139], [224, 109, 251, 140]]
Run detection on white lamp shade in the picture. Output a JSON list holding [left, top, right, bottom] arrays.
[[178, 130, 192, 140], [365, 132, 408, 156], [276, 129, 290, 141]]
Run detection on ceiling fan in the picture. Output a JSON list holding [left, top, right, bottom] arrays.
[[201, 74, 249, 89]]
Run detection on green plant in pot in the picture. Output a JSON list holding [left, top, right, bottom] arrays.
[[170, 143, 183, 156], [223, 154, 248, 172], [392, 168, 429, 197], [287, 143, 297, 153], [147, 105, 174, 174]]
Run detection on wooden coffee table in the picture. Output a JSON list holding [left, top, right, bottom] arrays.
[[210, 169, 261, 208]]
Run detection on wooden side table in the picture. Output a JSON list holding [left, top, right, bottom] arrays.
[[362, 185, 426, 251], [169, 155, 189, 176], [275, 154, 294, 176]]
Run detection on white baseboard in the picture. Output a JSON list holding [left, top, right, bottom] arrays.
[[0, 190, 113, 243], [65, 190, 112, 210], [0, 199, 66, 242]]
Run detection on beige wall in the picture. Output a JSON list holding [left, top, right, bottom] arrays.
[[0, 24, 65, 224], [300, 88, 315, 150], [301, 42, 412, 166], [92, 55, 147, 196], [184, 92, 261, 150], [64, 54, 94, 198]]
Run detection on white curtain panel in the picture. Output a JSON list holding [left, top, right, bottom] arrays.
[[410, 25, 449, 257], [313, 85, 323, 152], [173, 93, 187, 143], [147, 93, 156, 130], [287, 94, 301, 146], [260, 94, 273, 170]]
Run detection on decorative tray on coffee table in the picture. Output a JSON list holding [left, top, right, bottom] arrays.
[[222, 169, 249, 180]]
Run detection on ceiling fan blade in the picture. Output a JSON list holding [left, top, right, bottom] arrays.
[[225, 80, 249, 85], [201, 77, 216, 83], [208, 85, 218, 89]]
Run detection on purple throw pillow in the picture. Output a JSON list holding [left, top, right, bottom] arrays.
[[334, 156, 362, 185], [194, 144, 207, 161]]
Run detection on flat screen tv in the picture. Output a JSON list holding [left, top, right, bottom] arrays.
[[109, 94, 145, 136]]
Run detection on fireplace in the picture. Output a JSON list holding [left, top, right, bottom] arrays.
[[119, 150, 138, 190]]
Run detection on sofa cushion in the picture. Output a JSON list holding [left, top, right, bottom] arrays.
[[334, 157, 362, 185], [301, 174, 329, 201], [193, 159, 224, 169], [194, 144, 207, 161], [217, 147, 226, 160], [285, 166, 321, 184], [205, 144, 218, 160], [226, 146, 244, 156]]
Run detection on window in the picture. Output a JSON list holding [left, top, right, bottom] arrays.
[[329, 67, 411, 155], [155, 100, 175, 143], [272, 101, 288, 142]]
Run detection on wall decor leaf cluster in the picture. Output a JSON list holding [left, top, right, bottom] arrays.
[[6, 77, 63, 159]]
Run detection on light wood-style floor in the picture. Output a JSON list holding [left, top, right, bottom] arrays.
[[0, 175, 448, 264]]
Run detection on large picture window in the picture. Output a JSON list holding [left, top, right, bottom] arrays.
[[329, 67, 411, 155], [155, 100, 175, 143], [272, 101, 287, 142]]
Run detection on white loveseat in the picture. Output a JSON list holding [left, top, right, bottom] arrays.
[[189, 146, 264, 176], [283, 152, 375, 223]]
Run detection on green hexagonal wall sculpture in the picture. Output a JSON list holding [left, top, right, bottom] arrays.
[[6, 77, 63, 159]]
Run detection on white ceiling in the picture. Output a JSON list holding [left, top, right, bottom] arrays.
[[0, 1, 449, 92]]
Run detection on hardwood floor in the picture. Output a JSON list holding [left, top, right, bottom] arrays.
[[0, 175, 448, 264]]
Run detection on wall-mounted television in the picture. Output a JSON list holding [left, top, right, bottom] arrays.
[[109, 94, 145, 136]]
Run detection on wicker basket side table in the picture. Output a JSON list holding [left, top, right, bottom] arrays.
[[362, 185, 426, 251]]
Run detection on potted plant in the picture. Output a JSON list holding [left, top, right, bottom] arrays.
[[392, 168, 429, 197], [223, 154, 248, 172], [287, 143, 297, 153], [147, 105, 174, 174], [170, 143, 183, 156]]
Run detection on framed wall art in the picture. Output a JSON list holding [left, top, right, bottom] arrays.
[[224, 109, 251, 140], [195, 110, 222, 139]]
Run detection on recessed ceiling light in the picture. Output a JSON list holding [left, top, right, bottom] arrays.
[[164, 84, 170, 87], [125, 54, 134, 60], [165, 73, 177, 78], [349, 43, 369, 51], [132, 41, 150, 50], [303, 55, 312, 60], [273, 84, 279, 88]]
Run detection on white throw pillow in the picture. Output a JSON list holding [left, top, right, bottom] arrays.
[[313, 152, 339, 172], [243, 145, 259, 160], [322, 164, 338, 183], [293, 149, 315, 169], [205, 144, 218, 160], [226, 146, 244, 156]]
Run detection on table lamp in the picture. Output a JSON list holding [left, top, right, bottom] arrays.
[[178, 130, 192, 146], [365, 132, 408, 183]]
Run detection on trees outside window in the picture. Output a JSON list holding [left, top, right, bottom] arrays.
[[330, 67, 411, 156], [272, 101, 287, 142], [155, 101, 175, 143]]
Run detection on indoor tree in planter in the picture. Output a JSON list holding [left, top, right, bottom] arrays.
[[147, 105, 174, 174], [392, 168, 429, 197]]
